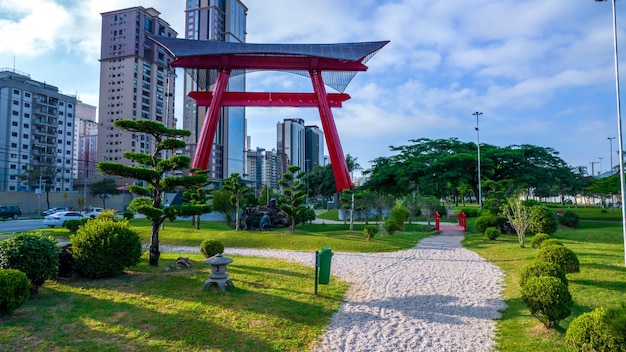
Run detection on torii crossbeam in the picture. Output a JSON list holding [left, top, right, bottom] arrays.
[[150, 36, 389, 191]]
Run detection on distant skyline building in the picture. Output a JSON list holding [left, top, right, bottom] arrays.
[[305, 125, 324, 172], [277, 118, 305, 176], [97, 7, 177, 171], [0, 69, 77, 192], [183, 0, 248, 181], [245, 147, 278, 196], [73, 101, 98, 182]]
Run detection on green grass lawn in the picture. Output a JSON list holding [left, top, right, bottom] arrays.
[[0, 253, 348, 351], [463, 221, 626, 351], [43, 219, 433, 253]]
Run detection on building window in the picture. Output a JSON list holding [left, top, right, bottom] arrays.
[[24, 113, 29, 118], [13, 89, 19, 95], [11, 132, 17, 137], [22, 144, 28, 149], [23, 134, 28, 139], [21, 155, 27, 160], [13, 100, 19, 105], [11, 143, 17, 148], [66, 141, 71, 145], [24, 103, 30, 108], [10, 164, 16, 169], [25, 92, 30, 97], [12, 111, 18, 116], [11, 122, 18, 127], [23, 123, 29, 128]]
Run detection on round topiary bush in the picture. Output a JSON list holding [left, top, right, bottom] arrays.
[[558, 210, 580, 228], [122, 211, 134, 220], [475, 215, 498, 233], [531, 233, 550, 249], [519, 260, 568, 289], [0, 269, 30, 314], [70, 218, 142, 279], [540, 239, 564, 249], [0, 233, 59, 295], [537, 245, 580, 274], [485, 226, 500, 240], [521, 276, 573, 328], [363, 225, 378, 241], [565, 307, 626, 352], [200, 239, 225, 258], [529, 205, 559, 235]]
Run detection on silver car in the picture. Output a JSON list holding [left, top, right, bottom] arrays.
[[43, 211, 85, 228]]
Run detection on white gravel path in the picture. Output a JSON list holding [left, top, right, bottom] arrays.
[[162, 233, 506, 351]]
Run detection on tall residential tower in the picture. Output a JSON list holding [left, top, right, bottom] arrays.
[[183, 0, 248, 181], [98, 7, 177, 169]]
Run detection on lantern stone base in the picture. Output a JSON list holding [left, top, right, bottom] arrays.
[[203, 277, 234, 292]]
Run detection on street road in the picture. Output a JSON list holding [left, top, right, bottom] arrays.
[[0, 219, 46, 237]]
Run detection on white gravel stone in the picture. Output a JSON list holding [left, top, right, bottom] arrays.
[[161, 233, 506, 352]]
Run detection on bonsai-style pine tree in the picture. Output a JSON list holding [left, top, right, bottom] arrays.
[[97, 120, 210, 266], [278, 165, 307, 231]]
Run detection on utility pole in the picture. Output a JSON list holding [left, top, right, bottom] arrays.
[[590, 161, 599, 177]]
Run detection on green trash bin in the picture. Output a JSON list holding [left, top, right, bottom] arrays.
[[317, 247, 333, 284]]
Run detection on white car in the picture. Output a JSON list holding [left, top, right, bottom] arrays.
[[43, 211, 85, 228], [42, 207, 68, 216], [82, 207, 104, 218]]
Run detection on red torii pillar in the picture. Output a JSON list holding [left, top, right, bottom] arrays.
[[190, 70, 353, 192]]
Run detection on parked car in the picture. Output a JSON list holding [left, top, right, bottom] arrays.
[[82, 207, 104, 218], [43, 211, 85, 228], [43, 207, 68, 216], [0, 205, 22, 220]]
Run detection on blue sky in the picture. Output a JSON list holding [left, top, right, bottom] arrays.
[[1, 0, 625, 176]]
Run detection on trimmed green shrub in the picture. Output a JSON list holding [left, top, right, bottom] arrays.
[[540, 239, 564, 248], [531, 233, 550, 249], [0, 233, 59, 295], [200, 239, 225, 258], [70, 218, 142, 279], [389, 203, 409, 231], [363, 225, 378, 241], [475, 215, 498, 233], [565, 307, 626, 352], [604, 302, 626, 339], [558, 210, 580, 228], [460, 208, 479, 218], [0, 269, 30, 314], [519, 260, 568, 288], [122, 211, 134, 220], [80, 217, 90, 226], [384, 218, 401, 236], [485, 226, 500, 240], [64, 219, 82, 234], [537, 245, 580, 274], [522, 199, 543, 207], [521, 276, 573, 328], [529, 205, 559, 235]]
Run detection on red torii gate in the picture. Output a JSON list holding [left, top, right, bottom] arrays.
[[150, 37, 388, 191]]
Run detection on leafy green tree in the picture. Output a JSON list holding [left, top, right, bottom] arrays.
[[97, 120, 209, 266], [212, 189, 236, 226], [223, 173, 250, 231], [89, 178, 120, 208], [278, 165, 307, 231], [503, 194, 530, 248]]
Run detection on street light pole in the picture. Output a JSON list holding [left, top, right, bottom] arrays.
[[608, 136, 616, 173], [472, 111, 483, 208], [597, 0, 626, 265], [599, 157, 604, 175]]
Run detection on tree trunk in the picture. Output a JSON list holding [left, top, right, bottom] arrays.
[[195, 215, 200, 230], [149, 221, 160, 266]]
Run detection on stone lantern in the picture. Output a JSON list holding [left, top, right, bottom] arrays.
[[203, 253, 234, 292]]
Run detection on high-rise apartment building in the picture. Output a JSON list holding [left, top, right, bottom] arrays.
[[245, 147, 278, 195], [277, 118, 306, 176], [0, 69, 77, 192], [98, 7, 177, 170], [73, 101, 98, 187], [305, 125, 324, 172], [183, 0, 248, 181]]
